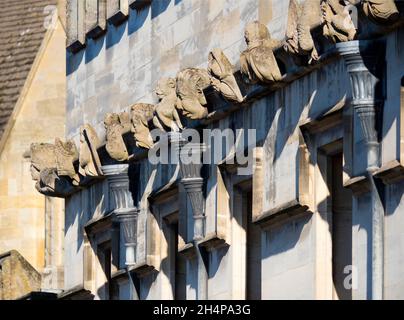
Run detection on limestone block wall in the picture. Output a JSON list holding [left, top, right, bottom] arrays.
[[66, 0, 291, 144], [63, 0, 404, 300], [0, 20, 66, 280]]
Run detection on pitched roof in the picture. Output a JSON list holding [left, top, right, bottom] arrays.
[[0, 0, 57, 141]]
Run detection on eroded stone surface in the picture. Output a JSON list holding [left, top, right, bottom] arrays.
[[131, 103, 155, 149], [284, 0, 322, 63], [30, 140, 78, 197], [240, 21, 282, 84], [176, 68, 211, 120], [79, 124, 103, 177], [322, 0, 357, 43], [153, 78, 183, 132], [361, 0, 399, 24], [208, 48, 244, 103], [0, 250, 41, 300], [104, 112, 129, 161]]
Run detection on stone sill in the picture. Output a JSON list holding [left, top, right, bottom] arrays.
[[178, 242, 196, 259], [253, 200, 310, 228], [128, 261, 157, 278], [374, 160, 404, 185], [57, 285, 94, 300], [198, 232, 228, 252], [343, 175, 371, 196]]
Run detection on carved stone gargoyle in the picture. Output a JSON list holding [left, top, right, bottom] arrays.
[[322, 0, 357, 43], [240, 21, 282, 85], [152, 77, 184, 132], [79, 124, 103, 177], [208, 48, 244, 103], [131, 103, 155, 149], [54, 138, 80, 185], [360, 0, 399, 25], [30, 140, 79, 198], [285, 0, 322, 64], [104, 112, 130, 161], [176, 68, 211, 120]]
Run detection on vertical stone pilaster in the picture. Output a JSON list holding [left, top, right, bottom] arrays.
[[102, 164, 138, 267], [336, 40, 385, 300], [107, 0, 129, 25], [66, 0, 85, 52], [85, 0, 107, 39], [169, 132, 208, 300]]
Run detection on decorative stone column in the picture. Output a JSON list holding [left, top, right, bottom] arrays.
[[336, 40, 385, 300], [102, 164, 138, 266], [169, 131, 208, 299], [336, 40, 384, 172]]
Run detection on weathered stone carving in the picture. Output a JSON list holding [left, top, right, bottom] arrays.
[[360, 0, 399, 25], [54, 138, 80, 185], [285, 0, 322, 63], [240, 21, 282, 85], [152, 78, 184, 132], [79, 124, 103, 177], [30, 143, 56, 181], [30, 141, 78, 197], [208, 48, 244, 103], [176, 68, 211, 120], [131, 103, 155, 149], [322, 0, 357, 43], [104, 112, 130, 161]]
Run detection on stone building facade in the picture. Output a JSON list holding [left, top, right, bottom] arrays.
[[32, 0, 404, 299], [0, 0, 67, 297]]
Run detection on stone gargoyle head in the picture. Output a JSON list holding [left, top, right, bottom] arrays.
[[176, 68, 211, 120], [155, 77, 177, 100], [30, 143, 57, 182]]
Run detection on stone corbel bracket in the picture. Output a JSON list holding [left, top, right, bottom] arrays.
[[335, 39, 386, 192], [198, 233, 228, 253], [178, 242, 197, 259]]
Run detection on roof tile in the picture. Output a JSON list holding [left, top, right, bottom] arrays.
[[0, 0, 57, 140]]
